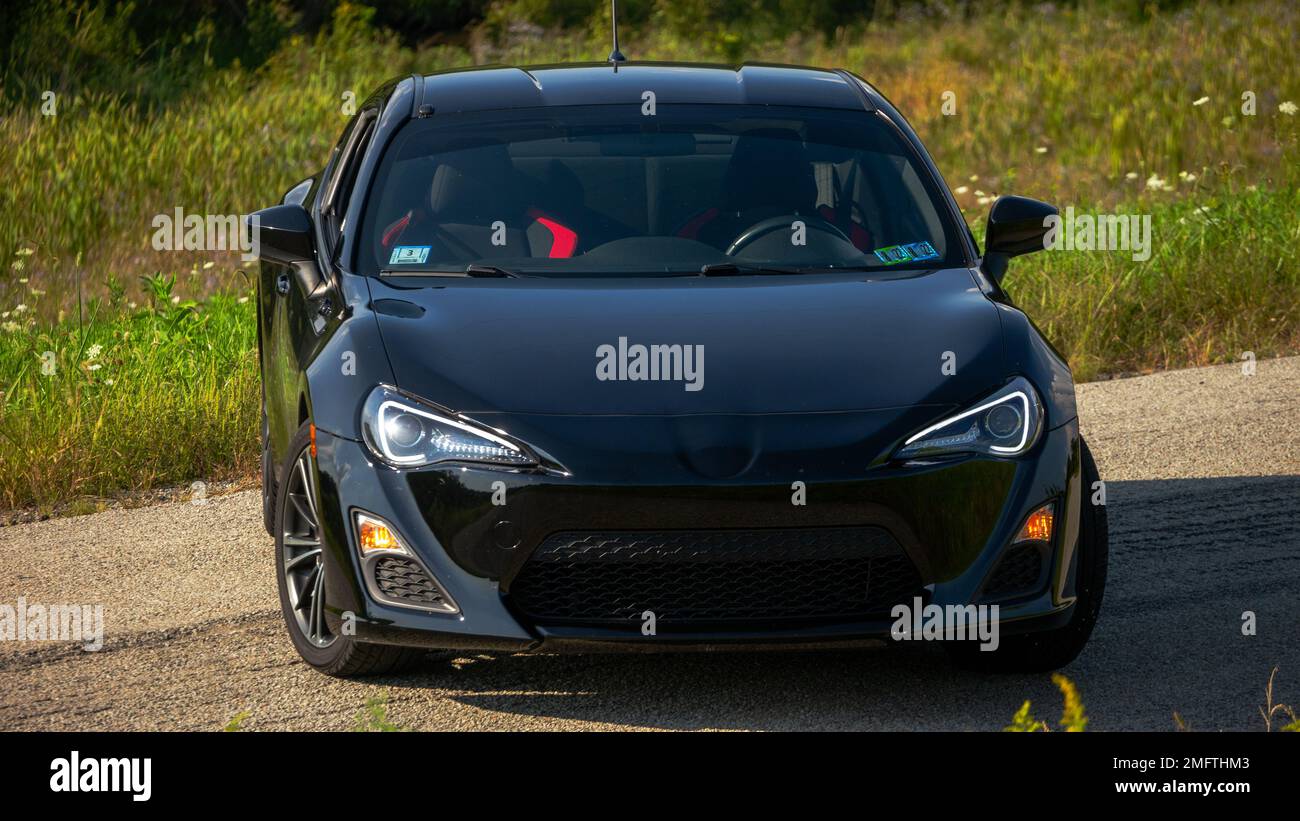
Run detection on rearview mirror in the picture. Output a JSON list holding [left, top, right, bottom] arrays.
[[980, 195, 1058, 282], [246, 204, 315, 265]]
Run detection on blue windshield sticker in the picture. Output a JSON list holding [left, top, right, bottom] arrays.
[[389, 245, 431, 265], [873, 244, 911, 265], [903, 241, 940, 261], [873, 241, 940, 265]]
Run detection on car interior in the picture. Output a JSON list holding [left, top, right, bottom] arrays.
[[360, 111, 948, 274]]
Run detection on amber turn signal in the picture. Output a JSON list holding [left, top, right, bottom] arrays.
[[1014, 503, 1055, 544], [355, 512, 406, 555]]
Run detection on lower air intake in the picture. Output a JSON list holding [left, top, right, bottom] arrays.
[[509, 527, 923, 628], [373, 556, 449, 608], [983, 543, 1045, 600]]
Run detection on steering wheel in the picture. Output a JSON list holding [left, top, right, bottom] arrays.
[[725, 214, 852, 256]]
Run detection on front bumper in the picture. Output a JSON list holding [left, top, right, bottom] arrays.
[[311, 418, 1083, 653]]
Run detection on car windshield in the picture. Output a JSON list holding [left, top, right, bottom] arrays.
[[356, 104, 962, 277]]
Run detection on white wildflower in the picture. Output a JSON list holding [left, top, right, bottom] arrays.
[[1146, 174, 1172, 191]]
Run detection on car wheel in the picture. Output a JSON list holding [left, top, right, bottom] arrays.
[[945, 437, 1108, 673], [274, 421, 424, 677]]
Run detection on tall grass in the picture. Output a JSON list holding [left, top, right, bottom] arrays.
[[0, 0, 1297, 509], [0, 273, 258, 509], [997, 184, 1300, 378], [3, 0, 1295, 309]]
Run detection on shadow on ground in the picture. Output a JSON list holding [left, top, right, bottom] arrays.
[[358, 475, 1300, 731]]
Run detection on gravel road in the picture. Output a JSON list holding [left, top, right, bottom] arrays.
[[2, 357, 1298, 731]]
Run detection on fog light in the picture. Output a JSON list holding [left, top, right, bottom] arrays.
[[1014, 503, 1055, 544], [353, 511, 459, 615], [355, 512, 407, 555]]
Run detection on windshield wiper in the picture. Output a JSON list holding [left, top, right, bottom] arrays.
[[378, 264, 526, 278], [698, 262, 812, 277], [465, 264, 525, 278]]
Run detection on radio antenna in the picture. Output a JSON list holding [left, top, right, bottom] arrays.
[[608, 0, 627, 63]]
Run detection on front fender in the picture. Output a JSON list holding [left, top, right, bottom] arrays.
[[303, 275, 394, 443], [993, 301, 1077, 429]]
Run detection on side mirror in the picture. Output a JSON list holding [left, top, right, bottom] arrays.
[[246, 204, 315, 265], [980, 195, 1058, 282]]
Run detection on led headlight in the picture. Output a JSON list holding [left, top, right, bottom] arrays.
[[894, 376, 1044, 459], [361, 385, 536, 468]]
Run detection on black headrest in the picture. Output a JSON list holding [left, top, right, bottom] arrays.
[[428, 145, 531, 223], [722, 129, 818, 212], [538, 159, 585, 209]]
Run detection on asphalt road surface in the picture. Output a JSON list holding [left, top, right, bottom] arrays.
[[2, 358, 1298, 731]]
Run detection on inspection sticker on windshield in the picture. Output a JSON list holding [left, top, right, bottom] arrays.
[[873, 241, 939, 265], [389, 245, 431, 265]]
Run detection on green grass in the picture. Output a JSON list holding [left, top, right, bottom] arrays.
[[1, 0, 1297, 510], [0, 271, 258, 509], [995, 184, 1300, 378], [1005, 673, 1089, 732], [352, 694, 407, 732]]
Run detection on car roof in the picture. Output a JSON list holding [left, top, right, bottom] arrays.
[[414, 61, 876, 116]]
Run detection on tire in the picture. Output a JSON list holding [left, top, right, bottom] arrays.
[[274, 421, 425, 677], [945, 437, 1108, 673]]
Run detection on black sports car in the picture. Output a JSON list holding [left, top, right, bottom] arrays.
[[250, 61, 1106, 676]]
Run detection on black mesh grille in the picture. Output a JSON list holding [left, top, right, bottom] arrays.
[[983, 543, 1044, 599], [374, 556, 447, 606], [509, 527, 923, 627]]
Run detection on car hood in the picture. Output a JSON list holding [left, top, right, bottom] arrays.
[[366, 267, 1005, 417]]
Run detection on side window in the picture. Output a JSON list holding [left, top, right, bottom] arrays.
[[319, 115, 360, 206], [322, 108, 378, 256]]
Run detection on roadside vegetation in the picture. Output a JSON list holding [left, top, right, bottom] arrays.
[[0, 270, 258, 509], [1004, 669, 1300, 732], [1005, 673, 1090, 732], [1, 0, 1296, 510]]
